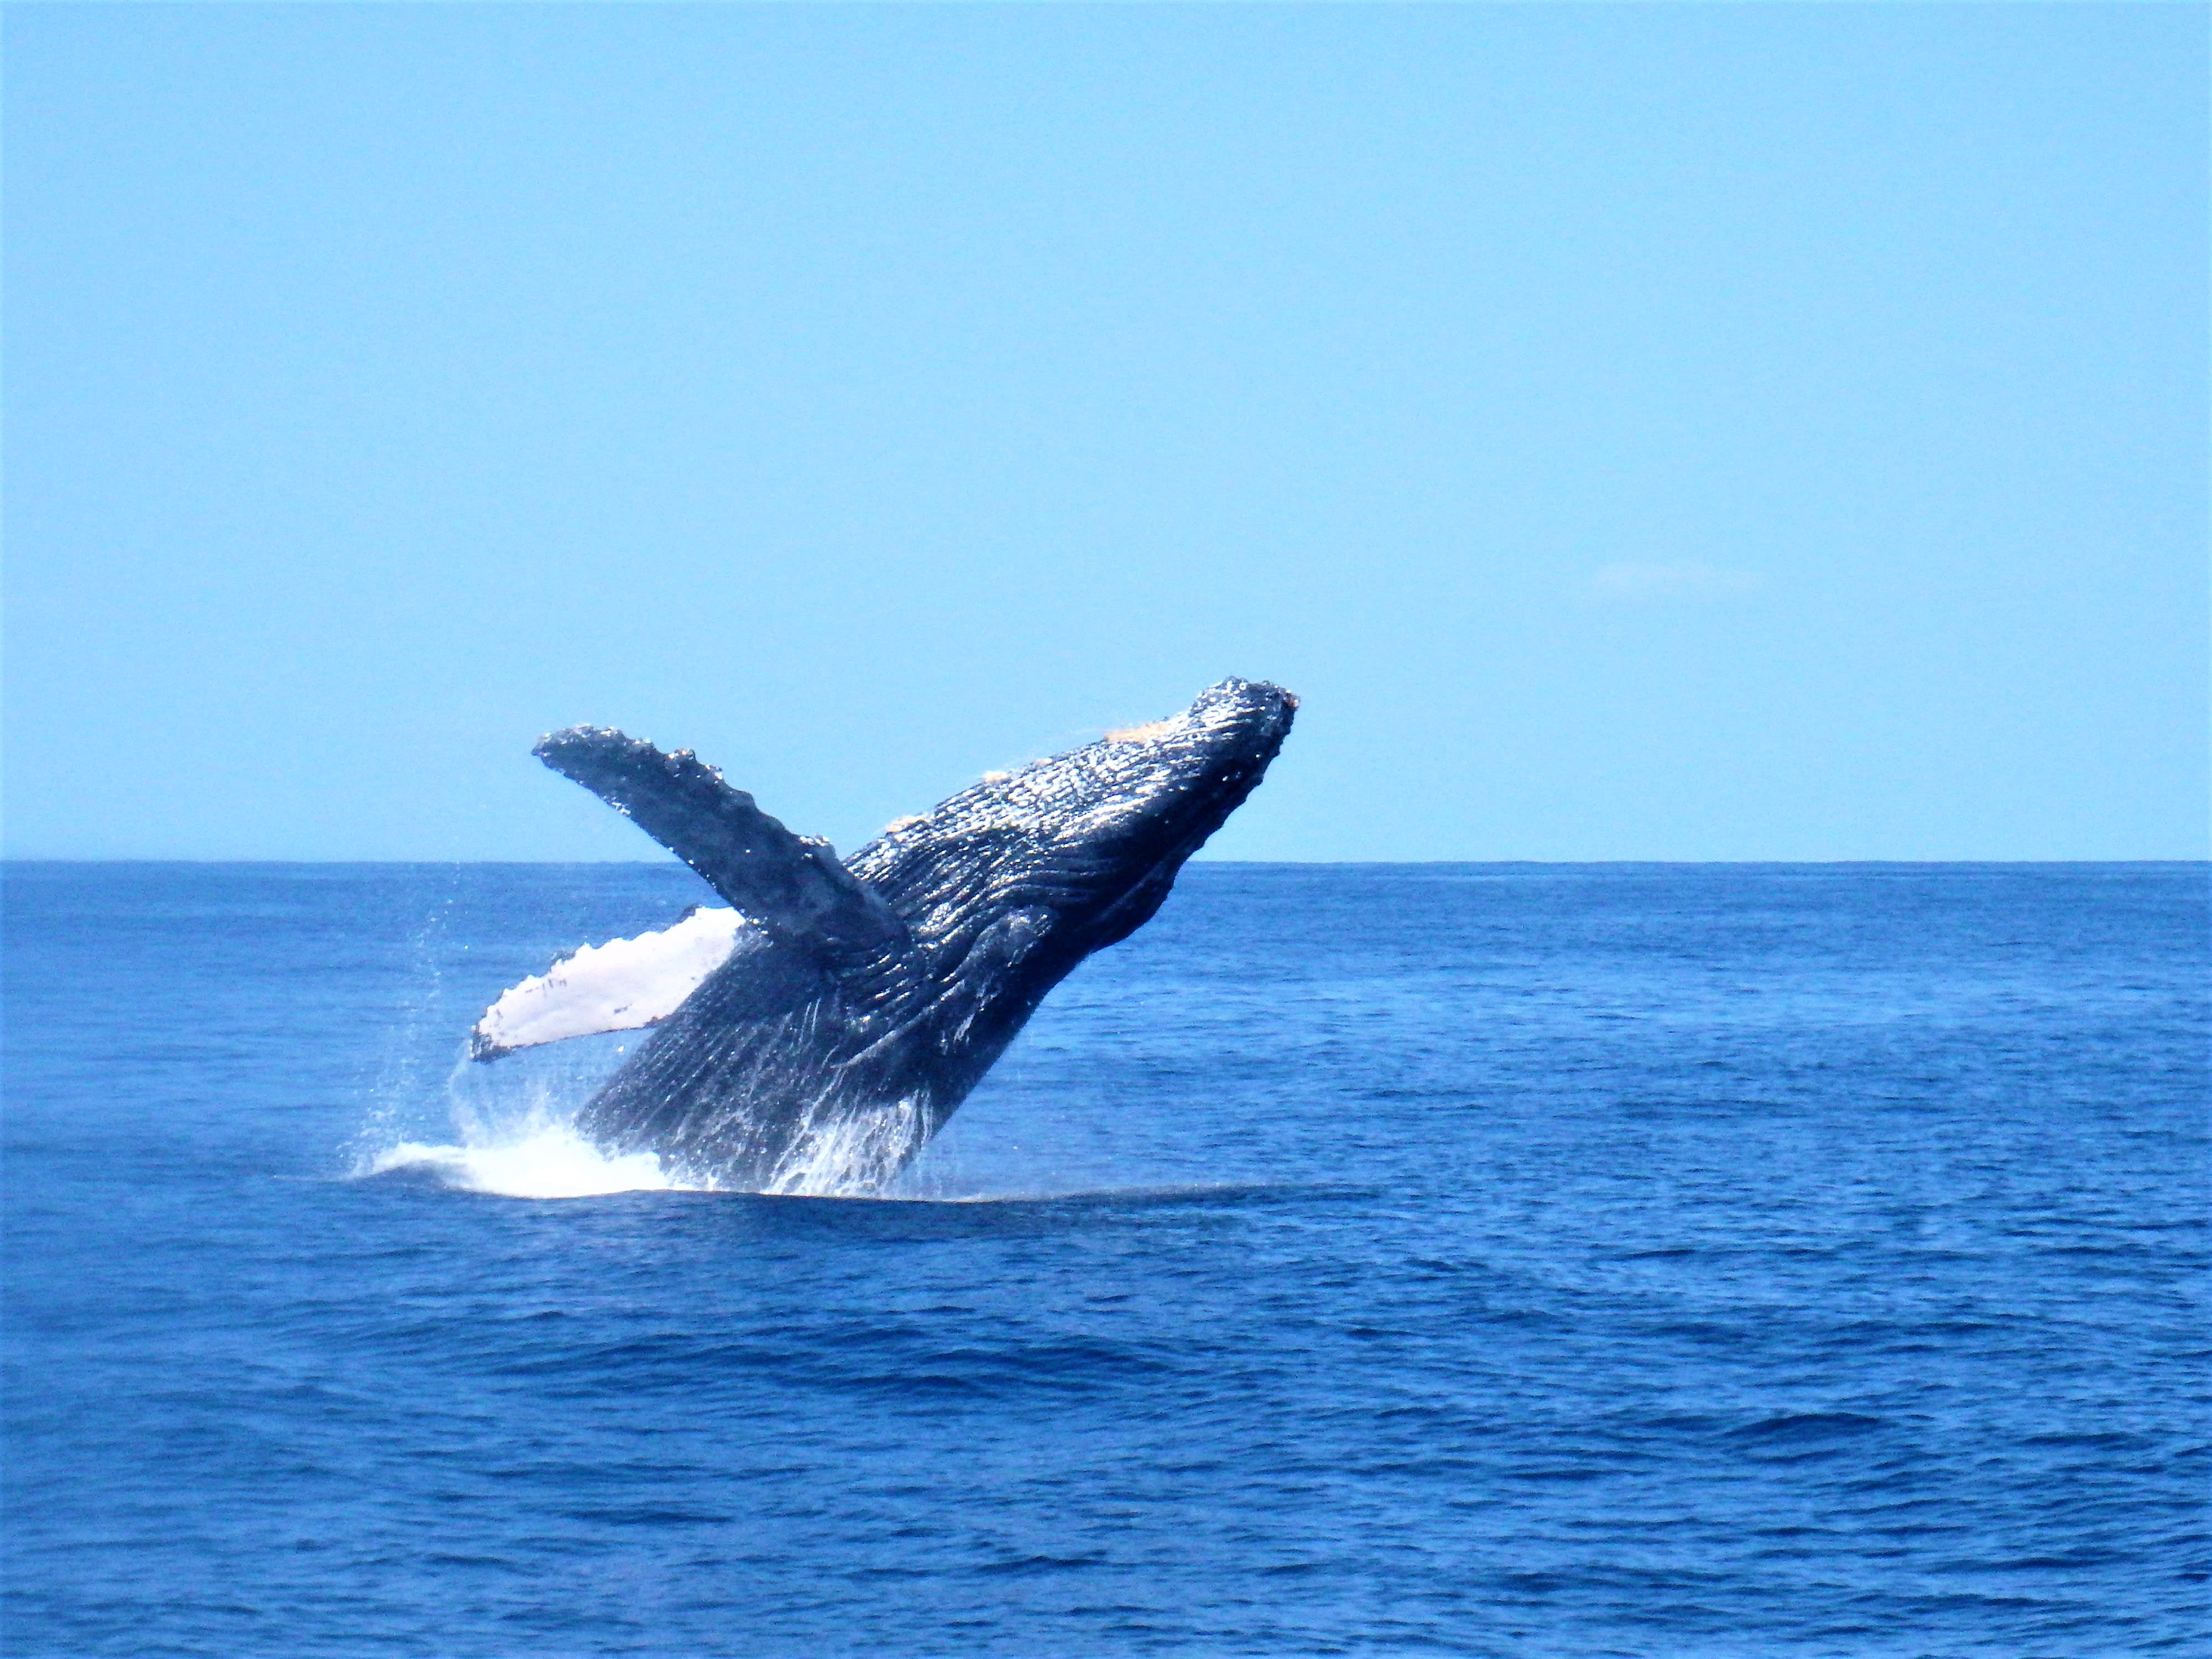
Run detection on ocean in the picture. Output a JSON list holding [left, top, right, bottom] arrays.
[[3, 861, 2204, 1656]]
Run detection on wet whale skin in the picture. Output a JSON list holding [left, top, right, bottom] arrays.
[[534, 679, 1297, 1190]]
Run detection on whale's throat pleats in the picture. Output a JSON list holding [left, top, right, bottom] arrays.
[[533, 727, 909, 967]]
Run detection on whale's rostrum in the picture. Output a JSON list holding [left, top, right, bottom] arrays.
[[474, 679, 1297, 1191]]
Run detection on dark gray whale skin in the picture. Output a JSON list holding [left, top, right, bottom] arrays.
[[533, 679, 1297, 1191]]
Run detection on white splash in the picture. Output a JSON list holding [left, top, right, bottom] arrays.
[[362, 1119, 692, 1198], [469, 907, 748, 1059], [353, 1042, 706, 1199], [361, 1010, 933, 1202]]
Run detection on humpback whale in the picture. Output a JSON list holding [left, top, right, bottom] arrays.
[[472, 679, 1297, 1191]]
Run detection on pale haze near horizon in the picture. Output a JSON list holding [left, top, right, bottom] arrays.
[[6, 6, 2205, 863]]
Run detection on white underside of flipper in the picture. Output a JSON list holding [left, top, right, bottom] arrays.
[[471, 907, 750, 1060]]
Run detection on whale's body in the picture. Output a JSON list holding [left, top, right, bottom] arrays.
[[476, 680, 1296, 1190]]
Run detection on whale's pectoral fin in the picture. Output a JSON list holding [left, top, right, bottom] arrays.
[[471, 906, 751, 1061], [534, 727, 907, 965]]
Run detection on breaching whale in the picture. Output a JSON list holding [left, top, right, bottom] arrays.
[[471, 679, 1297, 1191]]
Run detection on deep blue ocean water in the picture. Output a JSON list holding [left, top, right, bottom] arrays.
[[3, 862, 2205, 1657]]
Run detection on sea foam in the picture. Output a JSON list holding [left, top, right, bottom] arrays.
[[360, 1120, 693, 1198], [354, 1037, 707, 1198]]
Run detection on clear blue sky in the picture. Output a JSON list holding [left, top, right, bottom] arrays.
[[7, 4, 2204, 862]]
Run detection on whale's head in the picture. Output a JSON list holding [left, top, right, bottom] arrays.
[[847, 678, 1297, 1065]]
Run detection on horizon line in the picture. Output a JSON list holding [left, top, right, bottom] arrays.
[[2, 857, 2204, 870]]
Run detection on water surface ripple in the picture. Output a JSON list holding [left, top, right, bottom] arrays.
[[3, 863, 2205, 1655]]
